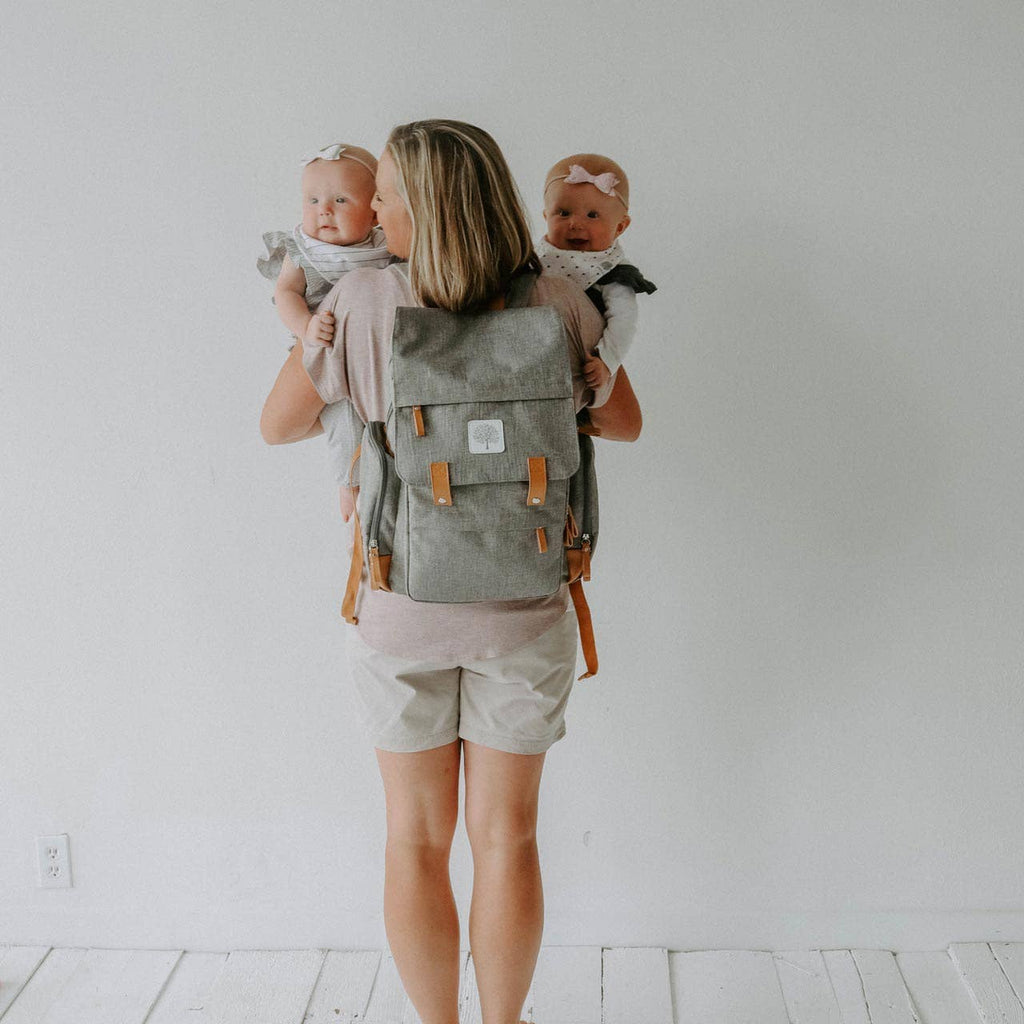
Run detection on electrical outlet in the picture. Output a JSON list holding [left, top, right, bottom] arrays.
[[37, 834, 72, 889]]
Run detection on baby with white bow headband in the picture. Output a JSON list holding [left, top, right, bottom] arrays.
[[258, 143, 397, 508], [538, 153, 657, 396]]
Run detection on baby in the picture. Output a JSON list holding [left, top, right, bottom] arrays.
[[258, 143, 396, 511], [537, 153, 657, 397]]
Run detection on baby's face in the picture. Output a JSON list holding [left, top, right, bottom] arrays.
[[300, 158, 377, 245], [543, 180, 630, 253]]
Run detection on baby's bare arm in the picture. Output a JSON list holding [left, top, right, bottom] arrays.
[[273, 255, 316, 340]]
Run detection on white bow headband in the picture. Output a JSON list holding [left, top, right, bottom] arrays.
[[546, 163, 628, 209], [301, 143, 377, 178]]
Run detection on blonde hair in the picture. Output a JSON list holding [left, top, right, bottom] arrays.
[[385, 120, 540, 312], [544, 152, 630, 210]]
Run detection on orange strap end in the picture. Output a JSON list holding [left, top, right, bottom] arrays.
[[430, 461, 453, 506], [340, 446, 364, 624], [527, 456, 547, 507], [412, 405, 426, 437], [536, 527, 548, 553], [341, 508, 364, 625], [569, 579, 598, 679]]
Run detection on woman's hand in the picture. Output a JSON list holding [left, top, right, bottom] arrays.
[[585, 366, 642, 442], [260, 341, 326, 444]]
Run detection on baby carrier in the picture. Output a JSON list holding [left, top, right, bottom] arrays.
[[341, 270, 600, 678]]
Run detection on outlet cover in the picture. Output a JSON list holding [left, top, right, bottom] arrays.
[[37, 834, 72, 888]]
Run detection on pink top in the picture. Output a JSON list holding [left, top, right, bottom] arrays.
[[302, 262, 607, 661]]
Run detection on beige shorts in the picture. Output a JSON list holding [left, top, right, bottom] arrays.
[[345, 608, 579, 755]]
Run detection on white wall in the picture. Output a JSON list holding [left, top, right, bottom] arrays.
[[2, 0, 1023, 952]]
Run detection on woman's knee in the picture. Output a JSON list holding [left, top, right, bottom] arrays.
[[376, 741, 461, 850], [465, 811, 539, 855], [463, 742, 544, 853]]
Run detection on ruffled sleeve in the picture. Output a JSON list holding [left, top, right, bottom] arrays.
[[594, 263, 658, 295], [256, 230, 303, 281]]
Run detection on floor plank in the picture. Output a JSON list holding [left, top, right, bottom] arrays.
[[522, 946, 602, 1024], [896, 951, 984, 1024], [0, 946, 51, 1019], [992, 945, 1024, 1012], [668, 950, 790, 1024], [363, 951, 417, 1024], [1, 948, 88, 1024], [602, 947, 673, 1024], [197, 949, 325, 1024], [772, 950, 842, 1024], [850, 949, 921, 1024], [301, 950, 382, 1024], [4, 948, 181, 1024], [459, 950, 488, 1024], [821, 950, 871, 1024], [144, 951, 228, 1024], [949, 943, 1024, 1024]]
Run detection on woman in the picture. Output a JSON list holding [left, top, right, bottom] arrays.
[[261, 120, 641, 1024]]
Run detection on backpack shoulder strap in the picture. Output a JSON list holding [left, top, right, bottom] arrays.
[[506, 269, 539, 309]]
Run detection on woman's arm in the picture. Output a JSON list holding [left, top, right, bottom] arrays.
[[584, 366, 642, 441], [260, 340, 326, 444]]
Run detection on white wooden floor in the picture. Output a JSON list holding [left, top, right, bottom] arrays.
[[1, 942, 1022, 1023]]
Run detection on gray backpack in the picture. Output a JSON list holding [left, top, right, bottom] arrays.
[[341, 270, 600, 677]]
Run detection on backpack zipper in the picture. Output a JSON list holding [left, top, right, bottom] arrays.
[[368, 424, 388, 549], [580, 438, 592, 579]]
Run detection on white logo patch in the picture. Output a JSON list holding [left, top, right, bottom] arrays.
[[468, 419, 505, 454]]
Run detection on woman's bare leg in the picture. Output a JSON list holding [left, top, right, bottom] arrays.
[[375, 740, 462, 1024], [463, 740, 547, 1024]]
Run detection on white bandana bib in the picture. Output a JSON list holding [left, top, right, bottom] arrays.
[[293, 225, 392, 280], [535, 236, 626, 292]]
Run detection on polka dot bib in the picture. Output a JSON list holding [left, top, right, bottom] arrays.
[[535, 236, 626, 292]]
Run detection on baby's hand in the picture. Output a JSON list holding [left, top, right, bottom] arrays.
[[583, 354, 611, 390], [304, 311, 335, 347]]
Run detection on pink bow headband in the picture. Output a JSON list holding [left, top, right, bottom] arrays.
[[547, 164, 628, 209]]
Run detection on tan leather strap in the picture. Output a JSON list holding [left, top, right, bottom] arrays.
[[369, 550, 392, 592], [536, 527, 548, 553], [566, 546, 587, 583], [341, 446, 364, 624], [412, 406, 426, 437], [569, 579, 598, 679], [564, 505, 579, 546], [341, 508, 364, 624], [527, 456, 547, 507], [430, 461, 453, 506]]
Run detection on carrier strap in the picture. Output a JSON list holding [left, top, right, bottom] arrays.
[[569, 579, 598, 679], [341, 446, 364, 625]]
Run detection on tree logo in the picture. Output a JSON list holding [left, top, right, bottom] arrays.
[[468, 419, 505, 454]]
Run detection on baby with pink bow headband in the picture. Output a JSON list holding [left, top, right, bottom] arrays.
[[539, 153, 657, 395], [258, 143, 397, 513]]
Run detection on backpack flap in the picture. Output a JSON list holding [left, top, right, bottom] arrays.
[[388, 300, 581, 603]]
